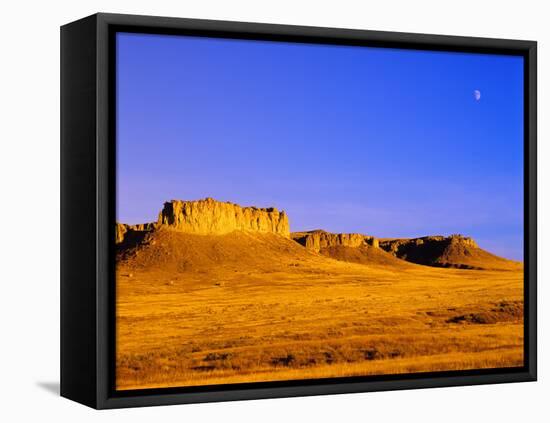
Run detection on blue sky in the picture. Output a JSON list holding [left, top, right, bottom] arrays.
[[116, 33, 524, 260]]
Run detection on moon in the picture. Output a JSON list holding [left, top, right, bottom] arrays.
[[474, 90, 481, 101]]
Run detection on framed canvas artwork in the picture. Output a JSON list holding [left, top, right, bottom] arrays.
[[61, 13, 537, 408]]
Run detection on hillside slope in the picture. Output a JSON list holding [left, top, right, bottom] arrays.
[[319, 244, 414, 267], [117, 227, 322, 273]]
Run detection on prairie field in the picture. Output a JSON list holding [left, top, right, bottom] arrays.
[[116, 230, 523, 390]]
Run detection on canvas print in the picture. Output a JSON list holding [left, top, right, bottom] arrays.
[[115, 33, 524, 390]]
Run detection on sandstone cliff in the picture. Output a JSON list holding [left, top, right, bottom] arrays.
[[157, 198, 290, 237], [379, 234, 519, 270], [117, 198, 290, 243], [115, 223, 127, 244], [116, 222, 156, 244], [379, 234, 477, 257], [291, 230, 379, 253]]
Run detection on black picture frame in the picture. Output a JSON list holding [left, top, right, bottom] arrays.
[[60, 12, 537, 409]]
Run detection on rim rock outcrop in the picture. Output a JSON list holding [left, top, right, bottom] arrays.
[[291, 230, 379, 253], [157, 198, 290, 238]]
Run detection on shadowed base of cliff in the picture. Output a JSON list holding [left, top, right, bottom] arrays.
[[115, 226, 524, 390]]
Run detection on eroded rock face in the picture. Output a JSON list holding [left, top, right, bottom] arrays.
[[116, 223, 128, 244], [448, 234, 478, 248], [157, 198, 290, 238], [380, 234, 478, 255], [116, 222, 156, 244], [379, 234, 479, 267], [291, 230, 378, 252]]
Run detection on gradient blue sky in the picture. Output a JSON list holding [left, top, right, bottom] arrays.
[[116, 33, 524, 260]]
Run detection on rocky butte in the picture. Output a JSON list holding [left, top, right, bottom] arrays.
[[115, 222, 156, 244], [116, 198, 290, 243], [379, 234, 487, 268], [379, 234, 478, 256], [291, 230, 379, 253]]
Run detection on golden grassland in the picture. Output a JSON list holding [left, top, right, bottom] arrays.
[[115, 231, 523, 390]]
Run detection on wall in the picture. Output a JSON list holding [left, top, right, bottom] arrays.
[[1, 1, 547, 422]]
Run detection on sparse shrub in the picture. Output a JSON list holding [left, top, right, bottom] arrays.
[[271, 354, 295, 366]]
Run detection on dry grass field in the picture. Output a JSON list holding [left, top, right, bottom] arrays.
[[115, 229, 523, 390]]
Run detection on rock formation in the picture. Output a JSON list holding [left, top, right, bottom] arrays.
[[117, 198, 290, 243], [115, 223, 127, 244], [157, 198, 290, 237], [291, 230, 379, 253], [115, 199, 518, 271], [380, 234, 478, 254], [378, 234, 518, 270], [116, 222, 156, 244], [379, 234, 477, 259]]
